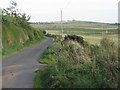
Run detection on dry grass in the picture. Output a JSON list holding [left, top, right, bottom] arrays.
[[46, 30, 61, 35], [46, 29, 118, 45], [82, 34, 118, 45]]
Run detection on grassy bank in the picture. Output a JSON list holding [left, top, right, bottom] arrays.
[[2, 6, 45, 59], [34, 35, 118, 88], [2, 37, 45, 59], [2, 21, 45, 59]]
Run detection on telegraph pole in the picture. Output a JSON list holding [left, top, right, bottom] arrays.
[[61, 10, 63, 38]]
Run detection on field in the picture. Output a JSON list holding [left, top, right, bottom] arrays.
[[31, 21, 118, 44]]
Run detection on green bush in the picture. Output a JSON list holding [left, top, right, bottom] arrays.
[[64, 35, 84, 45], [43, 30, 46, 35], [35, 37, 118, 88], [85, 37, 118, 88], [38, 41, 94, 88]]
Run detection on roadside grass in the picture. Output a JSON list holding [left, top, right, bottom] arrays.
[[34, 36, 118, 88], [39, 42, 61, 65], [34, 70, 44, 88], [2, 37, 45, 59]]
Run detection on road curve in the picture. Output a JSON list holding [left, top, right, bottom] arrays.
[[2, 38, 53, 88]]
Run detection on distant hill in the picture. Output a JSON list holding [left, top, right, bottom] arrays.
[[31, 20, 118, 30]]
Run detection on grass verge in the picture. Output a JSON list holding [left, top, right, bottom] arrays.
[[34, 70, 44, 88], [2, 37, 46, 60]]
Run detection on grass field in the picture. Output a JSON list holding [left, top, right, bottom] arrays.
[[31, 21, 118, 45], [81, 34, 118, 45], [31, 20, 117, 29]]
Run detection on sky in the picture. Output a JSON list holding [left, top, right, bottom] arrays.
[[0, 0, 119, 23]]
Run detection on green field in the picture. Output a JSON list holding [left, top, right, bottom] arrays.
[[31, 21, 118, 45], [31, 20, 117, 29]]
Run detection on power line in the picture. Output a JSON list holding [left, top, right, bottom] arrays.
[[62, 0, 72, 10]]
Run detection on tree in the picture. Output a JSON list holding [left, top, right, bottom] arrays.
[[2, 1, 31, 27], [6, 1, 18, 17]]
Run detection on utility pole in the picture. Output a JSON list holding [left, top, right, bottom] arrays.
[[61, 10, 63, 38]]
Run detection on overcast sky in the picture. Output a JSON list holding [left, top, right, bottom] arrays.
[[0, 0, 119, 23]]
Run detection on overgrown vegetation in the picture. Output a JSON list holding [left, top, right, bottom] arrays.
[[2, 1, 45, 58], [34, 35, 118, 88]]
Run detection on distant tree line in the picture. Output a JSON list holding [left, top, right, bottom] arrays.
[[30, 22, 54, 24]]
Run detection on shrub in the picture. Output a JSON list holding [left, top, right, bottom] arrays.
[[64, 35, 84, 45], [43, 30, 46, 35], [38, 41, 95, 88], [35, 37, 118, 88], [85, 37, 118, 88]]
